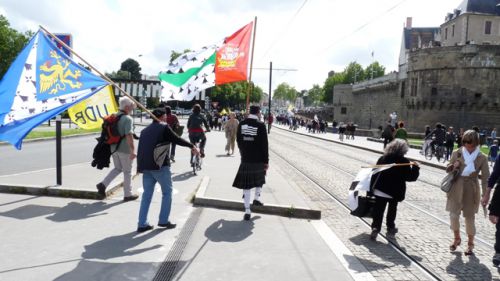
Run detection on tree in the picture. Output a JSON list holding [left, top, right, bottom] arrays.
[[364, 61, 385, 80], [120, 58, 142, 80], [343, 61, 365, 84], [322, 72, 345, 103], [0, 15, 33, 80], [211, 81, 262, 110], [273, 82, 297, 102], [306, 84, 324, 106]]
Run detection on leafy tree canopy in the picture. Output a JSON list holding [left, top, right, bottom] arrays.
[[120, 58, 142, 80], [364, 61, 385, 80], [343, 61, 365, 84], [273, 82, 297, 102], [0, 15, 33, 80], [212, 81, 262, 110]]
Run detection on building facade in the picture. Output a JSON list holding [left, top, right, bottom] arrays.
[[333, 0, 500, 132]]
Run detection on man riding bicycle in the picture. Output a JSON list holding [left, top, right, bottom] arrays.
[[187, 104, 210, 158], [425, 123, 446, 154]]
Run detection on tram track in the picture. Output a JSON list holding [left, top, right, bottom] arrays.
[[270, 128, 498, 280]]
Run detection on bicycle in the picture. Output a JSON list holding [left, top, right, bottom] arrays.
[[424, 141, 446, 163], [190, 140, 203, 175]]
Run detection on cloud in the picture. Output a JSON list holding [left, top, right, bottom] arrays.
[[1, 0, 460, 92]]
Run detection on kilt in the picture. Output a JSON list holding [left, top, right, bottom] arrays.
[[232, 162, 266, 189]]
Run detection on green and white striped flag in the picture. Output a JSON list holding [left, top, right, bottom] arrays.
[[159, 45, 217, 101]]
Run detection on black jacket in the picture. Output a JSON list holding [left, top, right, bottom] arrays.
[[237, 117, 269, 164], [137, 122, 193, 172], [370, 155, 420, 201]]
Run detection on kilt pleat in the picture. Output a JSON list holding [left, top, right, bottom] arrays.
[[232, 162, 266, 189]]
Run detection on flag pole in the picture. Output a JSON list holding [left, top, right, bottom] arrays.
[[39, 25, 160, 122], [361, 162, 418, 168], [245, 17, 257, 113]]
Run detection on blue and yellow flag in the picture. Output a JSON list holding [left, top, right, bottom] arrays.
[[0, 30, 108, 149], [68, 85, 118, 130]]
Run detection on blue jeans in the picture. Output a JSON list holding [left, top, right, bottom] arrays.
[[138, 166, 173, 227]]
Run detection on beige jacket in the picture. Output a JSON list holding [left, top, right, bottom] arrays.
[[225, 119, 239, 139], [445, 148, 490, 217]]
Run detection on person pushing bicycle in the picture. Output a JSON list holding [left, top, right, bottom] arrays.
[[425, 123, 446, 154], [187, 104, 210, 158]]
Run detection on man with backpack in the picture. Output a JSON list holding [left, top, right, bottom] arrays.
[[96, 96, 138, 201]]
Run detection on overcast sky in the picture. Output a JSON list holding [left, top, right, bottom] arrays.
[[1, 0, 460, 93]]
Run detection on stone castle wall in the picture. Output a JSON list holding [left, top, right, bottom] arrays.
[[333, 45, 500, 132]]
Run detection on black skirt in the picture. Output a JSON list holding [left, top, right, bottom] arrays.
[[232, 162, 266, 189]]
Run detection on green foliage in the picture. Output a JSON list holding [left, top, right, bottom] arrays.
[[305, 84, 324, 106], [0, 15, 33, 80], [343, 61, 365, 84], [106, 70, 132, 79], [364, 61, 385, 79], [120, 58, 142, 80], [322, 72, 345, 103], [273, 83, 298, 102], [211, 81, 262, 109]]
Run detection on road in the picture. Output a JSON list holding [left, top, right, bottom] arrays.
[[270, 127, 498, 281]]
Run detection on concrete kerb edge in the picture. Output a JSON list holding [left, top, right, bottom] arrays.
[[0, 132, 100, 146], [192, 176, 321, 220], [275, 126, 446, 170], [0, 173, 139, 200]]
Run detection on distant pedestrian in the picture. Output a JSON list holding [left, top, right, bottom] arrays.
[[164, 105, 180, 163], [381, 122, 394, 148], [136, 108, 199, 233], [224, 112, 239, 155], [96, 96, 138, 201], [232, 105, 269, 221], [445, 126, 457, 161], [338, 123, 346, 141], [394, 121, 408, 141], [369, 139, 420, 240], [268, 112, 274, 133], [447, 130, 489, 255], [490, 128, 497, 147], [489, 140, 499, 167]]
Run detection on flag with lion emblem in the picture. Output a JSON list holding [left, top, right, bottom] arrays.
[[0, 30, 108, 149]]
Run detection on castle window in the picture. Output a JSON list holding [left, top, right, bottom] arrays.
[[445, 27, 448, 39], [452, 25, 455, 37], [341, 107, 347, 114], [431, 87, 438, 96], [475, 93, 482, 99], [485, 21, 492, 35]]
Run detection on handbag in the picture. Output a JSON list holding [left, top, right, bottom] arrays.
[[441, 169, 459, 193], [350, 196, 376, 218], [174, 125, 184, 136], [153, 142, 170, 167]]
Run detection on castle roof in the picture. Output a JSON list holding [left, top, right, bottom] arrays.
[[456, 0, 500, 16]]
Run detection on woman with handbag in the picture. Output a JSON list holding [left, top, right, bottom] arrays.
[[446, 130, 489, 255], [370, 139, 420, 240]]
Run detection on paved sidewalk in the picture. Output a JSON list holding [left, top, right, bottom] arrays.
[[0, 121, 371, 281]]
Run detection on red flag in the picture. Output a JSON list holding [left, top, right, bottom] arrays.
[[215, 22, 253, 85]]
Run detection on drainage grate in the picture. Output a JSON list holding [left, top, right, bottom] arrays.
[[153, 207, 203, 281]]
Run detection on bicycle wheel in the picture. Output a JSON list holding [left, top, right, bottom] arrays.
[[438, 147, 446, 163], [425, 146, 433, 160]]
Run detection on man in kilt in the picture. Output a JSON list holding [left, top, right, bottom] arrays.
[[232, 105, 269, 221]]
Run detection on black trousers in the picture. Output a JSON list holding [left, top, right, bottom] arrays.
[[371, 196, 398, 231]]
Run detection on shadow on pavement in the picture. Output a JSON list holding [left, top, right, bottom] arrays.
[[46, 201, 124, 222], [0, 204, 60, 220], [53, 259, 163, 281], [349, 233, 411, 267], [172, 171, 196, 182], [446, 252, 492, 281], [82, 230, 164, 260], [204, 216, 260, 242]]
